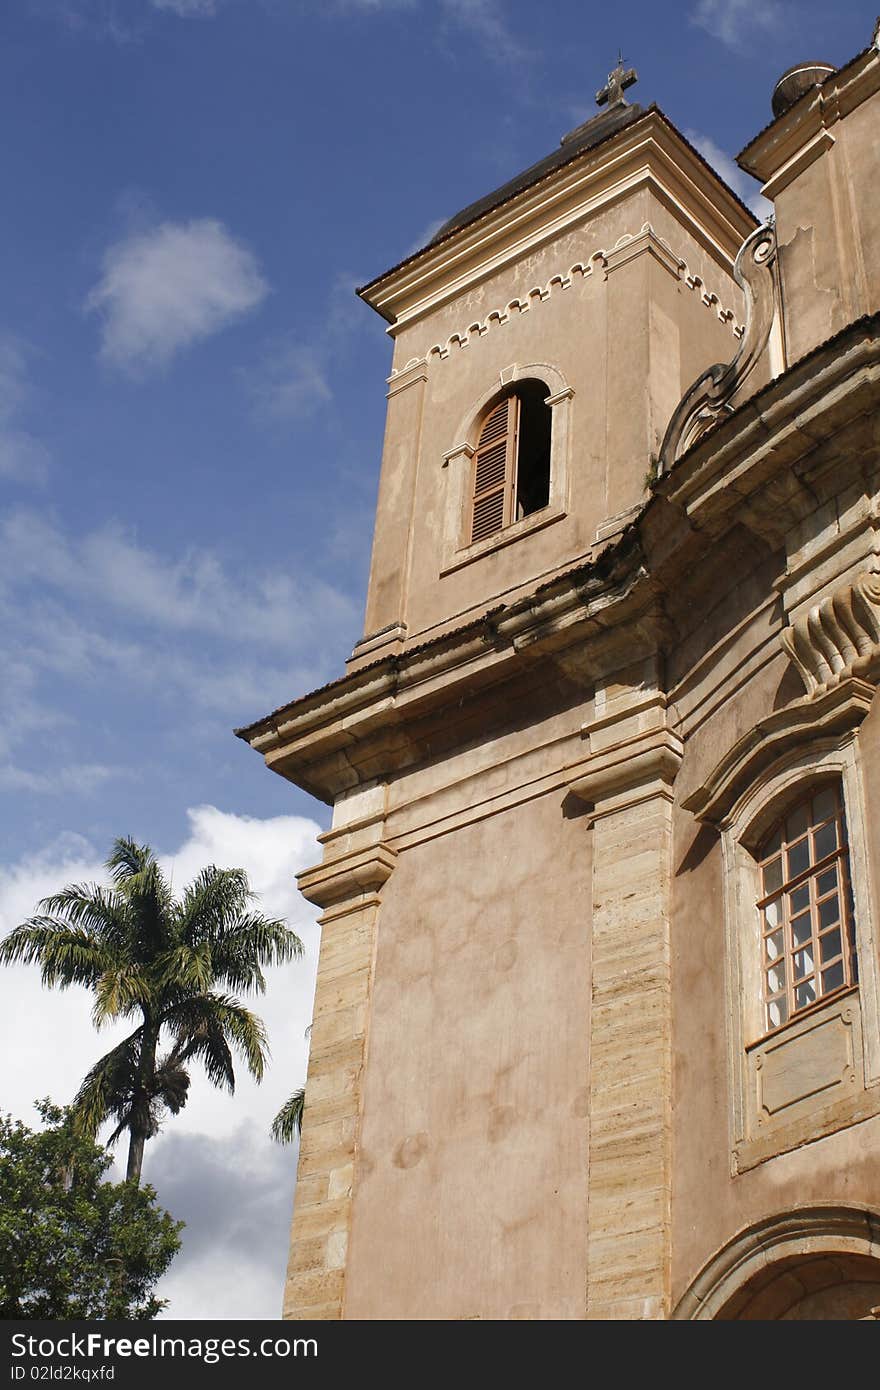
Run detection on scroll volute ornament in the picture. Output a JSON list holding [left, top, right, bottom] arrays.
[[658, 219, 778, 474], [781, 572, 880, 696]]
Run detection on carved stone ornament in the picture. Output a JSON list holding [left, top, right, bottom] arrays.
[[658, 219, 778, 473], [781, 571, 880, 695]]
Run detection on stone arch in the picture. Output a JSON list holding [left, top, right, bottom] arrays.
[[673, 1206, 880, 1319]]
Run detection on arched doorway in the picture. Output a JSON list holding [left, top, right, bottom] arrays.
[[673, 1207, 880, 1319]]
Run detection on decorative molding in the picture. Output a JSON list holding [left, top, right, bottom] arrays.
[[673, 1205, 880, 1320], [385, 357, 428, 397], [297, 842, 397, 910], [780, 570, 880, 695], [682, 677, 875, 827], [386, 224, 743, 379], [658, 219, 778, 474], [569, 726, 683, 818]]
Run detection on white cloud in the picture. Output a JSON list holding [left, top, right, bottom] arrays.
[[0, 338, 50, 486], [0, 510, 356, 653], [151, 0, 217, 15], [439, 0, 524, 66], [691, 0, 786, 50], [86, 219, 269, 374], [0, 806, 322, 1317], [0, 762, 124, 795], [685, 129, 772, 221], [247, 344, 333, 421]]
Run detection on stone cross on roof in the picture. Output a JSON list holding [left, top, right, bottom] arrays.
[[596, 52, 638, 107]]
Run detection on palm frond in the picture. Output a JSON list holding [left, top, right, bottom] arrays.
[[168, 992, 268, 1085], [177, 866, 253, 945], [71, 1030, 142, 1141], [271, 1088, 305, 1144], [208, 914, 304, 994], [0, 920, 115, 990], [91, 962, 153, 1026], [36, 884, 129, 945]]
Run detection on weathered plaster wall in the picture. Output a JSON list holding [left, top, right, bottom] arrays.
[[344, 791, 592, 1320]]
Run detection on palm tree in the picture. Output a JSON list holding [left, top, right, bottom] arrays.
[[0, 836, 302, 1185], [271, 1087, 304, 1144]]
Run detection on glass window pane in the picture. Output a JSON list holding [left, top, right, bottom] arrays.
[[814, 820, 837, 860], [791, 913, 812, 947], [767, 963, 786, 995], [787, 838, 810, 878], [793, 947, 814, 980], [762, 858, 783, 894], [787, 803, 810, 842], [767, 997, 789, 1030], [813, 786, 837, 823], [765, 929, 784, 962], [817, 867, 838, 896], [821, 961, 844, 994], [764, 825, 783, 857], [795, 979, 817, 1010], [790, 884, 810, 914], [819, 894, 840, 930], [764, 897, 781, 929], [820, 928, 842, 963]]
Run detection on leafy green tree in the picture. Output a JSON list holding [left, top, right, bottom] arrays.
[[0, 1101, 181, 1319], [271, 1087, 305, 1144], [0, 838, 303, 1185]]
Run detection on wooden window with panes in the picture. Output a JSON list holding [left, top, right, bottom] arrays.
[[469, 384, 552, 545], [757, 784, 858, 1035]]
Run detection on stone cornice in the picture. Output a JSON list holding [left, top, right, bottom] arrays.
[[389, 223, 742, 375], [682, 678, 875, 828], [297, 842, 397, 910], [567, 727, 683, 817], [360, 112, 754, 334], [240, 550, 663, 803], [237, 314, 880, 806], [738, 37, 880, 183], [655, 314, 880, 535]]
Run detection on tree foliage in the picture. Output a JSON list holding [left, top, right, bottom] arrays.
[[0, 1101, 181, 1320], [0, 837, 304, 1184], [271, 1087, 305, 1144]]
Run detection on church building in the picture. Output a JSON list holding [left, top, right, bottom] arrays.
[[237, 25, 880, 1319]]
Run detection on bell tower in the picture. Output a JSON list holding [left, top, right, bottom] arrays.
[[239, 33, 880, 1320]]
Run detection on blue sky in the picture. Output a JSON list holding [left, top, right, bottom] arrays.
[[0, 0, 876, 1321]]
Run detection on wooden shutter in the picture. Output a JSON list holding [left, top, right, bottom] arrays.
[[470, 396, 518, 544]]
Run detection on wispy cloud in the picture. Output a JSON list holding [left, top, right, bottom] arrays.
[[86, 219, 269, 375], [685, 129, 772, 220], [439, 0, 525, 67], [151, 0, 218, 14], [245, 272, 362, 422], [0, 762, 125, 795], [28, 0, 143, 42], [691, 0, 786, 51], [0, 338, 50, 486]]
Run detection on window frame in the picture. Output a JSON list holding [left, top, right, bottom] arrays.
[[719, 734, 880, 1169], [755, 781, 858, 1036], [439, 363, 574, 575]]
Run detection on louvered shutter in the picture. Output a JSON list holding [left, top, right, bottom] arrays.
[[470, 396, 518, 544]]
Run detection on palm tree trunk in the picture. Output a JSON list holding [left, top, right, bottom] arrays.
[[126, 1013, 158, 1186]]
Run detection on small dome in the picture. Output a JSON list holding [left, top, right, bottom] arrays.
[[771, 61, 836, 117]]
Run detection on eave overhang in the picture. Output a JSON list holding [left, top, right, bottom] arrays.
[[235, 312, 880, 806], [737, 37, 880, 184], [358, 109, 756, 335]]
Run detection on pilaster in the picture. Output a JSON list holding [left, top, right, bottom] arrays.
[[570, 665, 682, 1319], [282, 811, 395, 1320]]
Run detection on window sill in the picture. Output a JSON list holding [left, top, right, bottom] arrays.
[[440, 504, 566, 578]]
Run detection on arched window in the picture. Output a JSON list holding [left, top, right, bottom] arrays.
[[756, 782, 858, 1034], [470, 381, 551, 544]]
